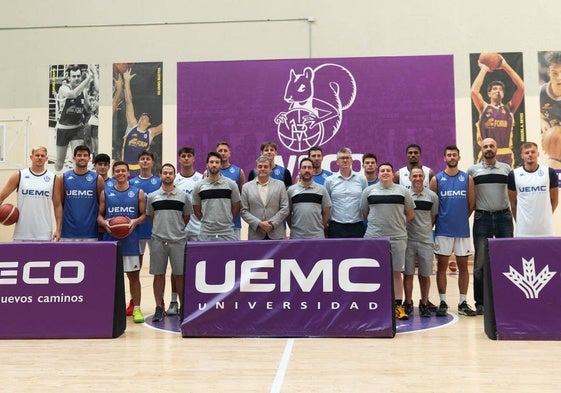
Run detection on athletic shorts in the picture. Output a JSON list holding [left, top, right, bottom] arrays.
[[390, 238, 407, 272], [56, 126, 84, 146], [405, 240, 434, 276], [123, 255, 141, 272], [139, 240, 148, 255], [149, 237, 186, 275], [433, 236, 472, 257]]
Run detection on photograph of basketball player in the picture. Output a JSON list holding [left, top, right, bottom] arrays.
[[470, 52, 525, 168], [112, 62, 163, 177], [538, 51, 561, 170], [48, 64, 100, 172]]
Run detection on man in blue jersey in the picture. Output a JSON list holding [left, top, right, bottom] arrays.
[[98, 161, 146, 323], [55, 145, 104, 241], [120, 69, 162, 177], [216, 141, 246, 240], [308, 146, 332, 185], [248, 142, 292, 188], [429, 145, 476, 317], [129, 150, 161, 315]]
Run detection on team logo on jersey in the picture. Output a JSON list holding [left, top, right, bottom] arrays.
[[229, 167, 235, 174], [503, 258, 556, 299], [86, 174, 94, 182], [458, 174, 465, 182], [151, 178, 159, 185], [44, 175, 51, 183], [128, 191, 136, 198]]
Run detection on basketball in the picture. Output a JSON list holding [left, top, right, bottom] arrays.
[[478, 52, 503, 71], [0, 203, 19, 226], [449, 260, 458, 273], [113, 63, 133, 74], [108, 216, 131, 239]]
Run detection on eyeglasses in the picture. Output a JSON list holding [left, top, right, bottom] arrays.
[[338, 156, 352, 160]]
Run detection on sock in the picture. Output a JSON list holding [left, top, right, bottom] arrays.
[[134, 305, 140, 311], [459, 294, 467, 303], [171, 292, 178, 302], [439, 293, 446, 302]]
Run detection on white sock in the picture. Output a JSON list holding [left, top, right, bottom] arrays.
[[439, 294, 446, 302], [459, 294, 467, 303]]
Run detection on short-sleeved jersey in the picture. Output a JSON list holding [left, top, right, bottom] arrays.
[[174, 171, 203, 238], [467, 161, 511, 211], [220, 164, 243, 229], [61, 170, 99, 239], [407, 187, 438, 243], [361, 183, 415, 240], [434, 170, 470, 238], [147, 187, 193, 242], [287, 182, 331, 239], [14, 168, 55, 241]]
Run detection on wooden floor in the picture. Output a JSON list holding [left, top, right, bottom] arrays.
[[3, 262, 561, 393]]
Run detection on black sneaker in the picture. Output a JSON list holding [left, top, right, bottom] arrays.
[[436, 301, 448, 317], [476, 305, 484, 315], [404, 302, 414, 316], [152, 306, 165, 322], [458, 301, 476, 316], [426, 300, 438, 313], [419, 303, 431, 318]]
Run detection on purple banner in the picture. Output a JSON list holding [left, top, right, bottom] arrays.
[[0, 242, 120, 339], [181, 238, 394, 337], [177, 56, 455, 178], [489, 238, 561, 340]]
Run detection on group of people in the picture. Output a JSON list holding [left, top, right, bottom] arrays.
[[0, 137, 557, 324]]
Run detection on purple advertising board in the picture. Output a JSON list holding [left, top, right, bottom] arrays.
[[177, 56, 455, 179], [489, 238, 561, 340], [181, 238, 394, 338], [0, 242, 125, 339]]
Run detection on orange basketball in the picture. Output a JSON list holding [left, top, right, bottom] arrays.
[[108, 216, 132, 239], [478, 53, 503, 71], [0, 203, 19, 226], [113, 63, 133, 74]]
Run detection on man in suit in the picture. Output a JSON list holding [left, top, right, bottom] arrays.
[[241, 155, 289, 240]]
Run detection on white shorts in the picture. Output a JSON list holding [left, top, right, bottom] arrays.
[[123, 256, 141, 272], [433, 236, 472, 257]]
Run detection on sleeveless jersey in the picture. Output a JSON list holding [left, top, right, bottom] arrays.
[[56, 89, 86, 129], [540, 83, 561, 127], [510, 165, 556, 237], [398, 165, 430, 189], [174, 171, 203, 238], [14, 168, 55, 241], [434, 170, 470, 238], [477, 104, 513, 149], [122, 126, 151, 170], [220, 164, 243, 229], [102, 184, 141, 256], [61, 170, 99, 239], [130, 175, 161, 240]]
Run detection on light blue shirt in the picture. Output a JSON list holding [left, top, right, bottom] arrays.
[[324, 171, 367, 223]]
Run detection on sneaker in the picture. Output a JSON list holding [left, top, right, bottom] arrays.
[[132, 308, 145, 323], [424, 300, 438, 313], [419, 303, 431, 318], [404, 302, 413, 316], [436, 301, 448, 317], [166, 301, 179, 316], [476, 305, 484, 315], [152, 306, 165, 322], [126, 299, 134, 316], [458, 301, 476, 316], [394, 305, 409, 320]]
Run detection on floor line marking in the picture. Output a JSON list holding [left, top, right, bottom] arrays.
[[271, 338, 294, 393]]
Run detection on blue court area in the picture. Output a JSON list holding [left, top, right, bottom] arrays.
[[144, 306, 457, 335]]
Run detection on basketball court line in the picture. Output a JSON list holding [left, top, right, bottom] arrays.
[[271, 338, 294, 393]]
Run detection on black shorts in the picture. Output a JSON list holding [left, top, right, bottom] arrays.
[[56, 126, 84, 146]]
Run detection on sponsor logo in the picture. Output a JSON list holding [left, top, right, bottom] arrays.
[[22, 189, 50, 197], [195, 258, 381, 294], [503, 257, 556, 299], [518, 185, 547, 193], [0, 261, 85, 285]]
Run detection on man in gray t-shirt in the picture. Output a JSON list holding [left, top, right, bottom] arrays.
[[361, 162, 415, 320]]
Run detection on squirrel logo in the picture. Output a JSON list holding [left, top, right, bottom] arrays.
[[275, 63, 357, 152]]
